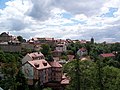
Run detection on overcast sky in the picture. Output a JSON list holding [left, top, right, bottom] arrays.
[[0, 0, 120, 42]]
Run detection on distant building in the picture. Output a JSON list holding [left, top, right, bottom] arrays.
[[56, 44, 67, 52], [0, 32, 12, 42], [77, 47, 87, 57], [52, 50, 63, 57], [91, 37, 94, 44], [0, 32, 21, 52], [0, 44, 21, 52], [28, 37, 55, 46]]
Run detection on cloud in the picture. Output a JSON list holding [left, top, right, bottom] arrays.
[[0, 0, 120, 42], [53, 0, 106, 16], [27, 0, 55, 20], [27, 0, 107, 20], [7, 18, 28, 31]]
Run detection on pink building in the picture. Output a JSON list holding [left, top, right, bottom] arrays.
[[22, 52, 63, 86]]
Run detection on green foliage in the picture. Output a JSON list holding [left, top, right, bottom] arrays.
[[67, 42, 82, 55], [41, 44, 51, 56], [41, 44, 53, 61], [17, 36, 26, 42], [43, 87, 52, 90], [0, 51, 27, 90], [64, 60, 120, 90], [102, 66, 120, 90]]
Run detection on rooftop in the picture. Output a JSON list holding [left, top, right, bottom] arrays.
[[28, 52, 44, 58], [61, 78, 69, 85], [100, 53, 115, 58], [79, 47, 87, 51], [49, 61, 62, 68], [28, 59, 51, 70], [67, 55, 74, 61]]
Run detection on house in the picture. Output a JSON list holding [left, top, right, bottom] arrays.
[[0, 32, 12, 42], [52, 50, 63, 57], [22, 52, 63, 88], [49, 61, 62, 82], [22, 52, 45, 64], [28, 37, 55, 46], [22, 59, 51, 85], [77, 48, 87, 57], [56, 44, 67, 52], [0, 32, 21, 52]]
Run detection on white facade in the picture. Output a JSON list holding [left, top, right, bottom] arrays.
[[56, 44, 67, 52], [77, 48, 87, 57]]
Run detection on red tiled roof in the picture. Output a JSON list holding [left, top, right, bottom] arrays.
[[61, 78, 69, 85], [67, 55, 74, 61], [28, 52, 44, 58], [100, 53, 115, 57], [79, 48, 86, 51], [28, 59, 51, 70], [80, 40, 87, 44], [57, 44, 65, 47], [49, 61, 62, 68], [45, 38, 54, 41]]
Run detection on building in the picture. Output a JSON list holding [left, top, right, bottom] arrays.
[[49, 61, 62, 82], [22, 52, 45, 64], [0, 32, 21, 52], [0, 32, 12, 42], [0, 44, 21, 52], [22, 52, 63, 88], [22, 59, 51, 85], [56, 44, 67, 52], [52, 50, 63, 57], [77, 47, 87, 57], [28, 37, 55, 46]]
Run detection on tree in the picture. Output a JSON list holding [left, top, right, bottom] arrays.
[[64, 60, 120, 90], [0, 52, 26, 90], [41, 44, 51, 56], [102, 66, 120, 90], [17, 36, 26, 43], [1, 62, 19, 90], [41, 44, 53, 61], [64, 60, 98, 90]]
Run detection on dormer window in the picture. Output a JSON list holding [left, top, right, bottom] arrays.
[[34, 63, 39, 68], [43, 62, 47, 66]]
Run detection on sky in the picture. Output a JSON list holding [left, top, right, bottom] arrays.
[[0, 0, 120, 42]]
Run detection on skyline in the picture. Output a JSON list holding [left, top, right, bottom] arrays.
[[0, 0, 120, 42]]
